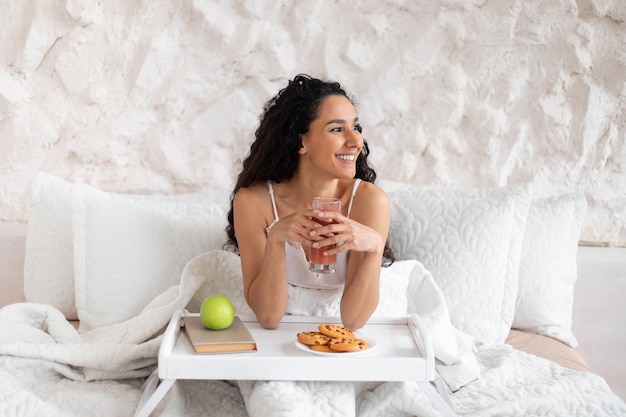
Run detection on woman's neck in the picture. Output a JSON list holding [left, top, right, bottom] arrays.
[[273, 176, 352, 211]]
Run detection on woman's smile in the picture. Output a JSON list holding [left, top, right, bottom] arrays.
[[336, 153, 357, 162]]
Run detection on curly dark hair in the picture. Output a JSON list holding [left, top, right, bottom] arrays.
[[225, 74, 394, 264]]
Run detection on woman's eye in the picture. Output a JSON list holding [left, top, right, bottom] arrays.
[[353, 124, 362, 133], [331, 127, 342, 132]]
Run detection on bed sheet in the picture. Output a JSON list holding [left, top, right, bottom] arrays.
[[506, 328, 591, 372], [2, 303, 625, 417], [1, 251, 625, 417]]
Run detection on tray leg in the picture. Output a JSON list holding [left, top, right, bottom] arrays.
[[134, 370, 177, 417], [417, 381, 458, 417]]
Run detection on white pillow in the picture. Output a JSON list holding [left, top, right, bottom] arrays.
[[23, 173, 230, 321], [380, 180, 532, 345], [512, 192, 587, 347], [24, 174, 76, 318], [72, 182, 230, 332]]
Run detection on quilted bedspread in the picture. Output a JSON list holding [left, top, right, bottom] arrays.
[[1, 251, 625, 417]]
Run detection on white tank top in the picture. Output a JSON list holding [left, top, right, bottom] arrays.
[[265, 179, 362, 289]]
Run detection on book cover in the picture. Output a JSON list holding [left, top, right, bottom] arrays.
[[183, 315, 257, 354]]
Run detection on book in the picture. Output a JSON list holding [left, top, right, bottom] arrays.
[[183, 315, 257, 354]]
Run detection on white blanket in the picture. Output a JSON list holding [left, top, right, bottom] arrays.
[[1, 250, 625, 417]]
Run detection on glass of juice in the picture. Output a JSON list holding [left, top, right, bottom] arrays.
[[309, 197, 341, 274]]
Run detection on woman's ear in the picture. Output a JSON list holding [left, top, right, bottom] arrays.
[[298, 134, 307, 155]]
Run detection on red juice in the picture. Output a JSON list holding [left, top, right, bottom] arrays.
[[309, 218, 339, 265], [309, 197, 341, 273]]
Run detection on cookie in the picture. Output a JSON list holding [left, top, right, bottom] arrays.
[[318, 323, 355, 339], [310, 344, 335, 353], [328, 338, 368, 352], [297, 331, 332, 346]]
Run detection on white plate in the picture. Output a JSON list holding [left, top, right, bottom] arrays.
[[294, 336, 377, 356]]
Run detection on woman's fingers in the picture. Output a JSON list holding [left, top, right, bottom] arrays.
[[271, 210, 381, 254], [271, 212, 323, 246], [312, 220, 382, 255]]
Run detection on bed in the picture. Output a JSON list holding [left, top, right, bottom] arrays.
[[0, 172, 625, 417]]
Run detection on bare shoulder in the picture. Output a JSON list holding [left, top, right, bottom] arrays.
[[350, 180, 390, 219], [233, 182, 274, 228], [233, 182, 269, 207], [356, 180, 390, 205]]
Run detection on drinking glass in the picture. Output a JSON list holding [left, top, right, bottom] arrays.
[[309, 197, 341, 273]]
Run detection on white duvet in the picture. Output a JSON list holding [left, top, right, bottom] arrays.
[[1, 251, 625, 417]]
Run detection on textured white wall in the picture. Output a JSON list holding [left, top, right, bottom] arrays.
[[1, 0, 625, 246]]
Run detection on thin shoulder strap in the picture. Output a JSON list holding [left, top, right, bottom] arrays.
[[265, 181, 280, 235], [347, 179, 362, 218], [267, 180, 279, 221]]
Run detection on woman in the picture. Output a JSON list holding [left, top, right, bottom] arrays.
[[226, 74, 393, 330]]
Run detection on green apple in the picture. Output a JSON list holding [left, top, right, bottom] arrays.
[[200, 294, 235, 330]]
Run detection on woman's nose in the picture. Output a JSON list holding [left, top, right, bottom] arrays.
[[346, 128, 362, 148]]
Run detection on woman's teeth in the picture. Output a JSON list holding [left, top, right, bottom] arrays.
[[336, 154, 355, 161]]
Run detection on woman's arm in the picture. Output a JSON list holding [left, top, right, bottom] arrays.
[[233, 186, 323, 329], [310, 183, 391, 330], [233, 187, 288, 329]]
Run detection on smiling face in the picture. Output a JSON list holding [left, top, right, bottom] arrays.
[[299, 94, 364, 180]]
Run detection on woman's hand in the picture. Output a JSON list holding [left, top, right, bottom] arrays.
[[266, 209, 323, 248], [308, 210, 385, 257]]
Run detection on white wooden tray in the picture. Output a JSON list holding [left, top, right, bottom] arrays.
[[134, 310, 456, 417]]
